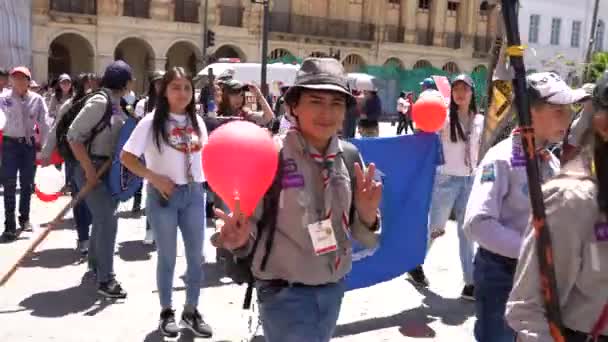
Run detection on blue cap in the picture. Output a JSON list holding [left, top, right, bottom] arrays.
[[101, 60, 133, 90], [420, 77, 436, 89]]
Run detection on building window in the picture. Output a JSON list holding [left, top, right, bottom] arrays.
[[418, 0, 431, 11], [479, 1, 489, 15], [388, 0, 401, 4], [50, 0, 97, 15], [596, 20, 605, 52], [529, 14, 540, 43], [123, 0, 150, 18], [447, 1, 459, 17], [550, 17, 561, 46], [175, 0, 199, 23], [571, 20, 581, 48]]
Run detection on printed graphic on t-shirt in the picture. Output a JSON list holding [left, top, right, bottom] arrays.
[[167, 126, 203, 153]]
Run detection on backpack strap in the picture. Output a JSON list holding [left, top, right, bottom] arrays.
[[242, 149, 284, 309], [84, 90, 115, 156], [339, 139, 364, 224]]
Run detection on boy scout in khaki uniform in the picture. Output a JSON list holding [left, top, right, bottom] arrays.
[[464, 72, 588, 342], [506, 74, 608, 342]]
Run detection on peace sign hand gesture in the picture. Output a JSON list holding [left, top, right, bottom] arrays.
[[354, 162, 383, 227], [213, 199, 251, 251]]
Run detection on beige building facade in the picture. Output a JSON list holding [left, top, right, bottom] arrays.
[[32, 0, 498, 92]]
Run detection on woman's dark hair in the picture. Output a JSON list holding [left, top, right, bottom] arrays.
[[448, 82, 477, 143], [54, 77, 73, 102], [152, 67, 200, 151], [72, 73, 91, 103], [217, 86, 245, 117], [145, 78, 160, 113], [594, 135, 608, 216]]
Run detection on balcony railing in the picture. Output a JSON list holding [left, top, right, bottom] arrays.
[[50, 0, 97, 15], [474, 35, 493, 53], [218, 5, 244, 27], [269, 12, 376, 41], [175, 0, 199, 23], [416, 29, 434, 46], [445, 32, 462, 49], [384, 25, 405, 43]]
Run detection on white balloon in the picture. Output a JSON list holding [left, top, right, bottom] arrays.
[[35, 165, 65, 194]]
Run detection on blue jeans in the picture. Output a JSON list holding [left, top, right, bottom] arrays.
[[257, 280, 345, 342], [147, 183, 206, 309], [428, 173, 476, 285], [474, 248, 517, 342], [66, 160, 92, 242], [1, 138, 36, 231], [74, 160, 119, 284]]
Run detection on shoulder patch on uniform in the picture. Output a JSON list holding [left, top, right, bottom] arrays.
[[481, 164, 496, 183]]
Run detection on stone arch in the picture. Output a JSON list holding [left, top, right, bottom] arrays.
[[442, 61, 460, 74], [384, 57, 404, 69], [48, 32, 95, 81], [269, 48, 294, 60], [342, 54, 366, 73], [166, 39, 203, 76], [413, 59, 433, 69], [114, 36, 156, 93], [213, 44, 247, 61]]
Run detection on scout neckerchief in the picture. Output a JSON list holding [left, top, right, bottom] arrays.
[[166, 115, 202, 183]]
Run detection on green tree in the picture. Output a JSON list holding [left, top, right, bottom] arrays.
[[590, 52, 608, 82]]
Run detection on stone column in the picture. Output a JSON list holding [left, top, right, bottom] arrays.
[[97, 54, 114, 74], [403, 0, 417, 44], [432, 0, 448, 46], [32, 50, 48, 84], [462, 0, 477, 50], [154, 57, 168, 71]]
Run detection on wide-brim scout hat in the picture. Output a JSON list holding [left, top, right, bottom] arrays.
[[284, 58, 355, 108]]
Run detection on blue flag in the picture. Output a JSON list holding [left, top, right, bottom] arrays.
[[346, 133, 440, 290]]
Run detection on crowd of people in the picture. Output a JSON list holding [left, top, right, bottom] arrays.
[[0, 56, 607, 342]]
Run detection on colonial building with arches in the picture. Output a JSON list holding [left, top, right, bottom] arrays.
[[31, 0, 499, 92]]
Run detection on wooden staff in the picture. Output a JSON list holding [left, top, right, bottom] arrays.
[[0, 160, 112, 287]]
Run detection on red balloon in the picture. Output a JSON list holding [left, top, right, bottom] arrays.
[[35, 186, 61, 202], [412, 95, 447, 133], [203, 121, 279, 217]]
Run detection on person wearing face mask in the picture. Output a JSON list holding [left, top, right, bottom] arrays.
[[464, 72, 590, 342], [212, 58, 382, 342], [0, 66, 50, 241], [67, 60, 133, 299], [408, 75, 484, 299], [121, 67, 212, 339], [505, 73, 608, 342]]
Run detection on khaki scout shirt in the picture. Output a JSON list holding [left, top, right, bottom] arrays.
[[66, 89, 127, 158], [238, 131, 380, 285], [506, 155, 608, 340]]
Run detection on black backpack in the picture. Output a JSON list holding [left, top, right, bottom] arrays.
[[217, 140, 362, 309], [56, 90, 113, 161]]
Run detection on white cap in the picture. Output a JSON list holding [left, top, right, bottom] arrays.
[[527, 72, 589, 105]]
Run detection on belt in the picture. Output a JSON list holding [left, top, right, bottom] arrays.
[[478, 248, 518, 270], [260, 279, 340, 288], [3, 136, 35, 145], [565, 328, 608, 342]]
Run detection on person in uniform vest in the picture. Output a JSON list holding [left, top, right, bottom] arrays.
[[505, 73, 608, 342], [0, 66, 50, 241], [464, 72, 589, 342], [213, 58, 382, 342], [68, 60, 132, 299]]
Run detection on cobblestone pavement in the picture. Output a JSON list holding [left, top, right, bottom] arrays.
[[0, 123, 476, 341]]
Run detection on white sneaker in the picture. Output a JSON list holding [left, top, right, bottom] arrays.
[[143, 229, 155, 245]]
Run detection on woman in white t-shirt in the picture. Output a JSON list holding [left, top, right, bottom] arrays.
[[409, 74, 484, 300], [120, 67, 212, 339]]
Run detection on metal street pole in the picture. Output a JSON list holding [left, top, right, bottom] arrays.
[[584, 0, 601, 82], [202, 0, 209, 65], [260, 0, 270, 97]]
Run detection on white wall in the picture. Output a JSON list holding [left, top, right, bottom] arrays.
[[0, 0, 32, 69], [518, 0, 608, 80]]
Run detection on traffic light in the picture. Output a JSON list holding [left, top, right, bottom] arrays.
[[207, 30, 216, 48]]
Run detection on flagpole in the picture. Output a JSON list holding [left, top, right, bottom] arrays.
[[500, 1, 565, 341]]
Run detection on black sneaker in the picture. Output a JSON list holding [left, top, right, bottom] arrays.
[[461, 285, 475, 301], [159, 309, 180, 338], [180, 309, 213, 338], [407, 265, 430, 287], [98, 279, 127, 299], [1, 230, 18, 242]]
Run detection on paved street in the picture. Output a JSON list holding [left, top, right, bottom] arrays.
[[0, 123, 476, 341]]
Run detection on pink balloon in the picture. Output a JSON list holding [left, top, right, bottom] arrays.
[[202, 121, 279, 217]]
